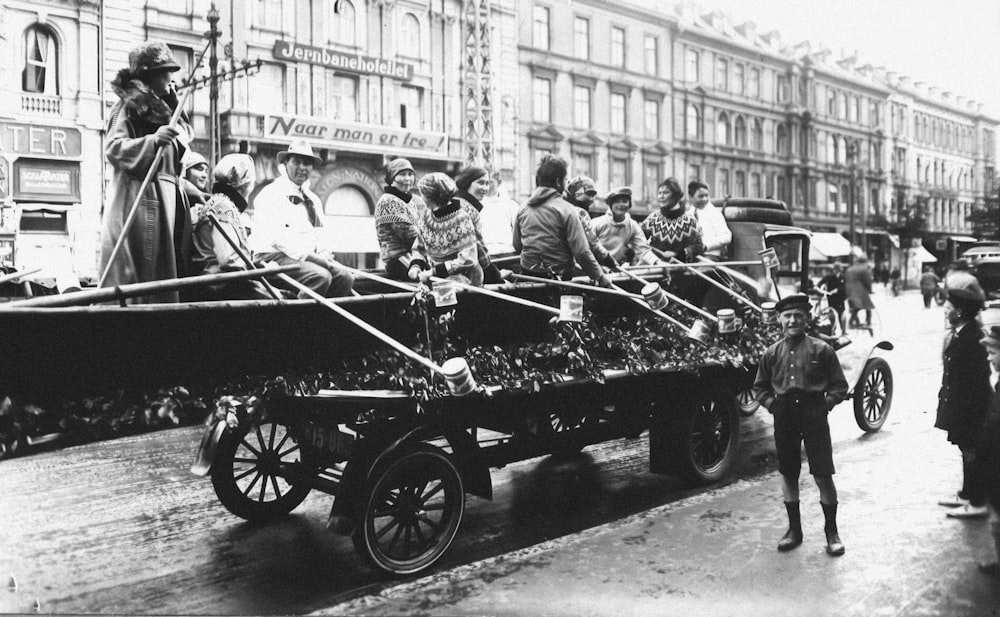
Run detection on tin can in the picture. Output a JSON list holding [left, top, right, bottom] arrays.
[[641, 283, 669, 311], [431, 280, 458, 307], [717, 308, 737, 333], [687, 319, 711, 343], [761, 301, 777, 324], [559, 295, 584, 322], [441, 357, 477, 396]]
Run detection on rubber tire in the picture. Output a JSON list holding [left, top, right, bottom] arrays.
[[210, 422, 312, 522], [667, 393, 741, 486], [854, 358, 893, 433], [352, 445, 465, 575], [736, 387, 761, 416]]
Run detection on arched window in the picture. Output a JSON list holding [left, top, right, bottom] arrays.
[[22, 25, 59, 94], [686, 104, 700, 140], [840, 184, 849, 213], [398, 13, 421, 57], [826, 133, 835, 163], [716, 111, 730, 145], [836, 137, 847, 166], [776, 123, 788, 154], [734, 115, 747, 147], [332, 0, 357, 47], [751, 119, 763, 150]]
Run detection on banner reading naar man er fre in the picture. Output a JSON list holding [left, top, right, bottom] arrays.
[[266, 114, 450, 158]]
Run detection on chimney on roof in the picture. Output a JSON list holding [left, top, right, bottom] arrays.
[[738, 21, 757, 39], [762, 29, 781, 47]]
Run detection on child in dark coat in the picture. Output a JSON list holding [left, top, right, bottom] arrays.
[[976, 326, 1000, 578]]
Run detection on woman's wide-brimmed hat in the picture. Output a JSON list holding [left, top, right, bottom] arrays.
[[277, 140, 322, 165]]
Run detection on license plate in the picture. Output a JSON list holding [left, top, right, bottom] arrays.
[[301, 423, 354, 457]]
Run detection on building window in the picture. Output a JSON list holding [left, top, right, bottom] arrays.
[[825, 134, 835, 164], [776, 123, 788, 154], [686, 104, 701, 140], [643, 159, 661, 201], [827, 89, 836, 116], [573, 85, 591, 129], [870, 102, 879, 128], [257, 63, 289, 113], [733, 63, 744, 96], [849, 96, 859, 123], [255, 0, 285, 30], [644, 99, 659, 139], [751, 119, 763, 150], [644, 35, 658, 75], [838, 93, 847, 119], [840, 183, 849, 214], [765, 121, 774, 153], [533, 5, 550, 50], [836, 137, 846, 166], [715, 57, 728, 91], [573, 17, 590, 60], [735, 170, 746, 196], [398, 13, 421, 57], [750, 172, 762, 197], [22, 25, 59, 95], [533, 77, 551, 123], [685, 49, 700, 83], [610, 92, 627, 134], [716, 112, 730, 145], [610, 154, 629, 187], [399, 84, 422, 128], [718, 168, 730, 197], [573, 151, 594, 179], [748, 67, 760, 99], [777, 75, 789, 102], [331, 0, 357, 47], [688, 164, 701, 187], [328, 74, 358, 121], [611, 27, 626, 68], [734, 115, 747, 148]]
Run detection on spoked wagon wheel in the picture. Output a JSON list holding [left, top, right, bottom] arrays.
[[667, 393, 741, 485], [211, 422, 312, 522], [353, 446, 465, 575], [854, 358, 893, 433], [736, 387, 760, 416]]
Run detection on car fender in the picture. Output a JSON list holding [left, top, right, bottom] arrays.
[[190, 420, 228, 476]]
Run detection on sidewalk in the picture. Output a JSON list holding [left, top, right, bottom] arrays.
[[320, 294, 999, 617]]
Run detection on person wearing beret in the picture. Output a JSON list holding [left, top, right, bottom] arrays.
[[563, 176, 618, 271], [99, 42, 193, 303], [249, 140, 354, 298], [753, 293, 849, 556], [374, 158, 428, 282], [935, 285, 991, 519], [974, 326, 1000, 578]]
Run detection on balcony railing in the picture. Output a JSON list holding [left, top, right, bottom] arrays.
[[20, 93, 62, 116]]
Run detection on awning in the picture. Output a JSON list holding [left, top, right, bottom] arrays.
[[908, 246, 937, 263], [809, 232, 851, 260], [950, 235, 978, 243], [317, 216, 380, 253]]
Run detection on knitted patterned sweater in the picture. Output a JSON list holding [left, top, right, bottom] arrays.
[[417, 199, 498, 284], [641, 206, 704, 261], [374, 186, 419, 262]]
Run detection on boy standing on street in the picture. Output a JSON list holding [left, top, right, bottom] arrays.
[[753, 293, 849, 555]]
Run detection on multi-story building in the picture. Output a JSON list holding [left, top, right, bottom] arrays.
[[516, 0, 673, 213], [0, 0, 105, 279]]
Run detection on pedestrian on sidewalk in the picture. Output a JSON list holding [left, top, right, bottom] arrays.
[[920, 265, 941, 309], [936, 282, 991, 519], [975, 326, 1000, 579], [753, 293, 849, 556]]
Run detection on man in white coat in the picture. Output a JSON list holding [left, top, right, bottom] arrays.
[[687, 181, 731, 261]]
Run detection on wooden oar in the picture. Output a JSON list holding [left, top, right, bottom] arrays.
[[0, 267, 42, 285], [7, 265, 297, 308], [429, 276, 561, 316], [617, 267, 717, 322], [275, 273, 477, 396], [665, 256, 763, 313], [99, 40, 212, 288]]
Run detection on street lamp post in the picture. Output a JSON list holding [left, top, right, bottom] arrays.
[[206, 3, 221, 167], [848, 142, 857, 258]]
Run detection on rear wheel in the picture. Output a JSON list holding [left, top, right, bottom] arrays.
[[854, 358, 893, 433], [352, 446, 465, 575], [667, 393, 741, 485], [210, 422, 312, 522]]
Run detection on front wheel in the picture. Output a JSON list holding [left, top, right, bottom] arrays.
[[667, 393, 741, 485], [353, 446, 465, 575], [854, 358, 893, 433], [210, 422, 312, 522], [736, 388, 760, 416]]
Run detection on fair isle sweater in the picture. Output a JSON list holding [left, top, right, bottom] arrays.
[[641, 206, 704, 261], [417, 199, 500, 282], [374, 186, 419, 262]]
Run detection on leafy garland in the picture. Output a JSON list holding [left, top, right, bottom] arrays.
[[0, 285, 781, 459]]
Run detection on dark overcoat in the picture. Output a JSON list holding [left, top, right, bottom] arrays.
[[935, 323, 991, 447]]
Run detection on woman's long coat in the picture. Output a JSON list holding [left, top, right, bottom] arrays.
[[99, 78, 191, 303]]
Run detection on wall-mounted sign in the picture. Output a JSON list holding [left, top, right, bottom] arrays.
[[12, 159, 80, 203], [273, 41, 414, 81], [265, 114, 449, 159], [0, 123, 82, 158]]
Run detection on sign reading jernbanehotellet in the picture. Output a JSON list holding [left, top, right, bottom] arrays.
[[273, 41, 414, 81]]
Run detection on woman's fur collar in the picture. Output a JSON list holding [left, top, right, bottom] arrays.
[[110, 68, 176, 126]]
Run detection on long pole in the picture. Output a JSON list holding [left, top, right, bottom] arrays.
[[98, 40, 212, 287], [616, 267, 717, 322], [666, 258, 763, 312], [207, 3, 220, 167], [205, 213, 283, 301]]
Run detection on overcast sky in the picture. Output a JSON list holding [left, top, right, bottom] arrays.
[[695, 0, 1000, 118]]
